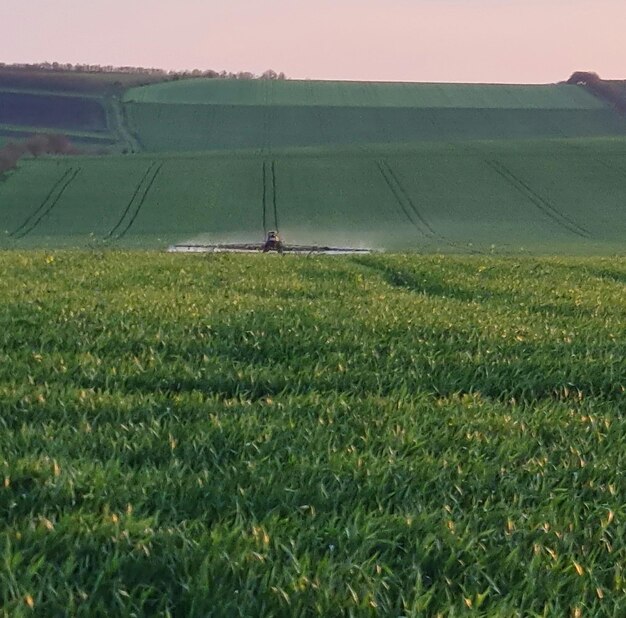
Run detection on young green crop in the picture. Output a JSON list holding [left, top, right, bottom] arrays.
[[122, 79, 626, 154], [1, 252, 625, 616], [125, 79, 607, 109], [3, 138, 626, 253]]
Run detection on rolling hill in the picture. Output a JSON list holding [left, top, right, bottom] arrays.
[[124, 79, 626, 152], [126, 79, 606, 107], [1, 72, 626, 253]]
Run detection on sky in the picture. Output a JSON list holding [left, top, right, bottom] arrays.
[[0, 0, 624, 83]]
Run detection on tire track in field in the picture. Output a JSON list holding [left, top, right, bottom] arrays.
[[486, 159, 591, 239], [378, 160, 483, 253], [309, 81, 330, 146], [262, 80, 270, 155], [261, 160, 279, 233], [106, 162, 157, 239], [377, 160, 430, 238], [382, 161, 438, 237], [377, 159, 438, 240], [12, 168, 81, 239], [106, 161, 162, 240], [261, 160, 268, 234], [10, 168, 74, 237], [115, 163, 163, 240], [271, 161, 279, 231]]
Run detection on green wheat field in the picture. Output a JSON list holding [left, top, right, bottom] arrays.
[[1, 252, 625, 616]]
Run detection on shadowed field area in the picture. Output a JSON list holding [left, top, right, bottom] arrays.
[[0, 92, 108, 132]]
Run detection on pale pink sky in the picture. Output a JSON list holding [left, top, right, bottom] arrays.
[[0, 0, 624, 83]]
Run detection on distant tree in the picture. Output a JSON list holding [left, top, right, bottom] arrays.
[[0, 151, 18, 173], [25, 135, 49, 157], [0, 142, 27, 174], [0, 134, 83, 176], [0, 61, 286, 82], [567, 71, 601, 86], [567, 71, 626, 114]]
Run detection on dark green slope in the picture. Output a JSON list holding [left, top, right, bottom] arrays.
[[123, 79, 626, 152], [126, 103, 626, 152]]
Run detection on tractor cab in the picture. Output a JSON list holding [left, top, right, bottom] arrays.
[[263, 230, 283, 253]]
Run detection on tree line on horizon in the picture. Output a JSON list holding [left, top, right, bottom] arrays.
[[0, 62, 287, 81]]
